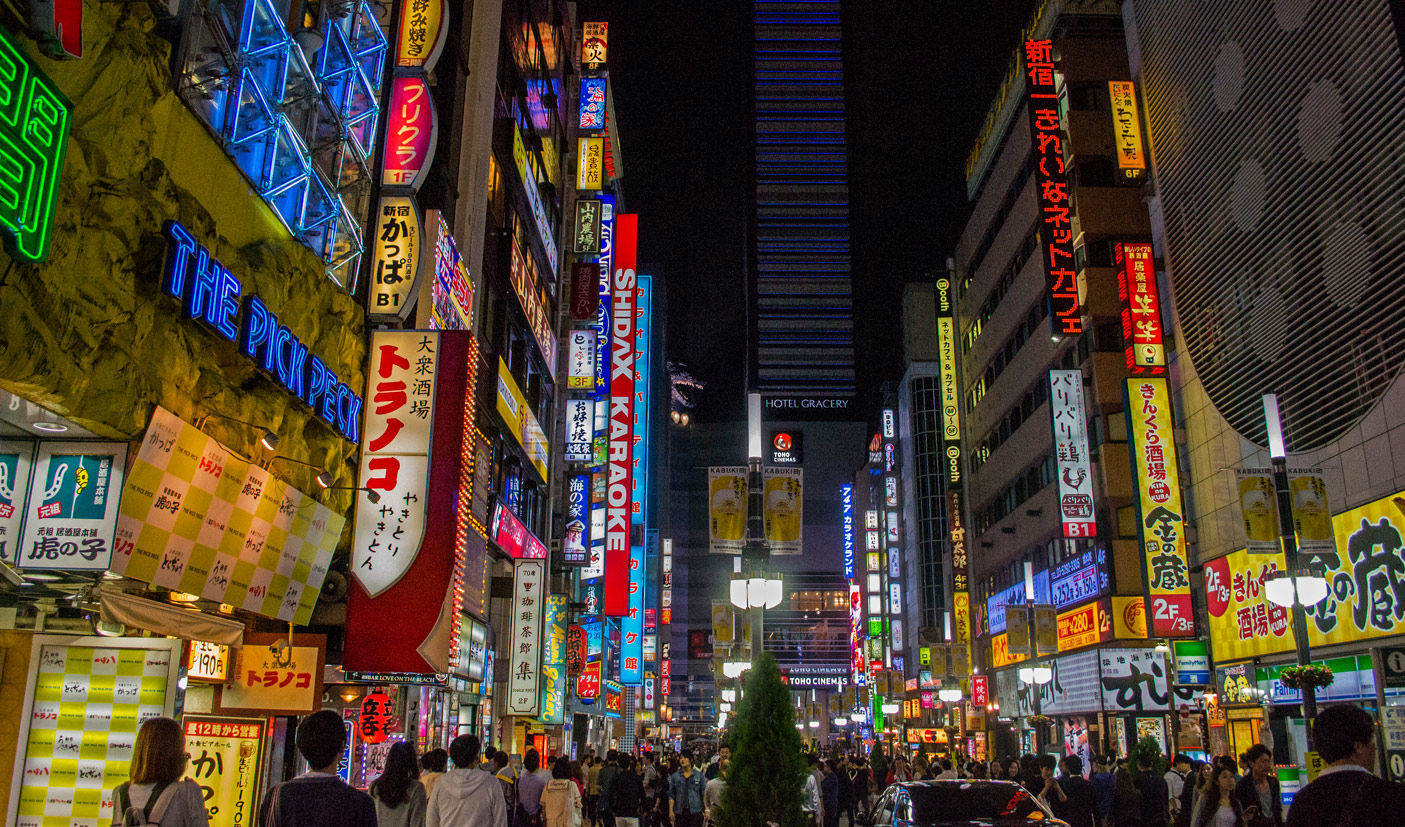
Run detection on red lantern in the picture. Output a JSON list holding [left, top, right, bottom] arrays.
[[359, 691, 392, 744]]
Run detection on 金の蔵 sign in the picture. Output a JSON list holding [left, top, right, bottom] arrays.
[[1124, 378, 1193, 637]]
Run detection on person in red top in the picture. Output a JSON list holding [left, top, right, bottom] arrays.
[[885, 757, 911, 787]]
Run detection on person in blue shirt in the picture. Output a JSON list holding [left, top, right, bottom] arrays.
[[668, 751, 706, 827]]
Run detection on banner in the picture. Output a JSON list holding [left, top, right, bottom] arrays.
[[428, 210, 473, 331], [563, 475, 589, 566], [182, 716, 265, 827], [1099, 648, 1171, 712], [395, 0, 447, 70], [368, 196, 424, 320], [1050, 369, 1095, 538], [20, 441, 126, 570], [708, 467, 746, 553], [12, 637, 179, 827], [1107, 81, 1146, 180], [567, 330, 596, 390], [538, 595, 567, 724], [217, 633, 325, 714], [1124, 378, 1193, 637], [712, 600, 734, 646], [346, 332, 475, 675], [1115, 242, 1162, 372], [622, 543, 644, 684], [605, 215, 638, 616], [507, 559, 546, 715], [764, 467, 803, 554], [381, 76, 437, 190], [113, 409, 338, 624]]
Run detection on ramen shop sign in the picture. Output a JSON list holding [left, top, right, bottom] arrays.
[[160, 221, 364, 442]]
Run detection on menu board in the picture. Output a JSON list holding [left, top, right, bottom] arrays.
[[182, 716, 264, 827], [112, 407, 344, 625], [10, 636, 178, 827]]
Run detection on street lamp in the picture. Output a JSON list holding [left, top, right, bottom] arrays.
[[1018, 666, 1052, 686], [1261, 393, 1327, 728], [729, 572, 782, 610]]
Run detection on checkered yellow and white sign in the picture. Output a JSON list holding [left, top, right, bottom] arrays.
[[111, 407, 344, 625]]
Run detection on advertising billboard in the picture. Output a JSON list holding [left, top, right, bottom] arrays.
[[1050, 369, 1096, 538], [1025, 39, 1082, 336], [604, 215, 638, 616], [1124, 377, 1193, 637], [1115, 242, 1162, 373]]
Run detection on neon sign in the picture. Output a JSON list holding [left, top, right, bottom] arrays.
[[381, 76, 437, 189], [0, 26, 68, 261], [160, 221, 363, 441]]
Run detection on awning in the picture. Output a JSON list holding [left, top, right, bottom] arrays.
[[99, 588, 245, 646]]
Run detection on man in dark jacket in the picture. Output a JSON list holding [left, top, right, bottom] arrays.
[[1133, 754, 1170, 827], [598, 751, 620, 827], [821, 761, 840, 827], [1287, 704, 1405, 827], [1232, 744, 1281, 827], [260, 710, 378, 827], [834, 756, 854, 827], [1056, 755, 1097, 827], [1088, 755, 1115, 827], [610, 756, 646, 827]]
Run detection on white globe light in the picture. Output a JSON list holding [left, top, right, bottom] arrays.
[[834, 717, 848, 726], [730, 577, 748, 610], [765, 576, 783, 609], [1264, 575, 1296, 608], [748, 577, 767, 608]]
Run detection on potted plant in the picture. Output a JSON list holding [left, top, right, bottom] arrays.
[[1278, 664, 1335, 690]]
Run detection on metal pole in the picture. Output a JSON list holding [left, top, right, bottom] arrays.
[[1272, 456, 1317, 727], [1028, 601, 1042, 755]]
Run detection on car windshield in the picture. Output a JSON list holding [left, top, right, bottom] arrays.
[[907, 782, 1049, 822]]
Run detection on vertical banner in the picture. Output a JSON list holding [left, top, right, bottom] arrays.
[[1287, 468, 1335, 556], [347, 332, 475, 675], [1234, 468, 1280, 555], [507, 559, 546, 715], [1025, 39, 1083, 336], [395, 0, 448, 70], [1049, 369, 1096, 538], [182, 716, 265, 827], [707, 467, 747, 553], [573, 200, 602, 257], [1115, 242, 1163, 373], [581, 21, 607, 68], [381, 76, 437, 189], [368, 196, 425, 320], [763, 468, 803, 554], [564, 399, 594, 462], [567, 329, 596, 389], [428, 210, 474, 332], [604, 215, 638, 616], [19, 441, 126, 571], [579, 77, 607, 130], [577, 137, 604, 190], [1124, 378, 1194, 637], [563, 474, 589, 565], [538, 595, 567, 724], [622, 543, 644, 684], [950, 491, 970, 644], [1107, 81, 1146, 181], [842, 483, 855, 579]]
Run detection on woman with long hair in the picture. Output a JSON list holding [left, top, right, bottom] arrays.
[[1113, 767, 1143, 827], [1181, 762, 1214, 827], [371, 741, 427, 827], [542, 757, 584, 827], [111, 717, 210, 827], [1192, 765, 1245, 827]]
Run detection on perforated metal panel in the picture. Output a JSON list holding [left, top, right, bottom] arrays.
[[1131, 0, 1405, 449]]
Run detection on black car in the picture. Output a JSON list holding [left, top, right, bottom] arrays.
[[866, 780, 1069, 827]]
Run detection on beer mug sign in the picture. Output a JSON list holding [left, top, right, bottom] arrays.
[[1235, 469, 1279, 554], [707, 467, 747, 553], [764, 468, 803, 554]]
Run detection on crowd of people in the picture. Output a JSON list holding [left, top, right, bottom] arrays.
[[105, 703, 1404, 827]]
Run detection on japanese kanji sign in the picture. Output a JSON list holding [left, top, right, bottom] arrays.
[[1124, 378, 1193, 637], [346, 333, 475, 676], [605, 215, 638, 616], [20, 441, 126, 571], [0, 25, 68, 262], [567, 331, 596, 392], [578, 136, 604, 190], [509, 235, 557, 380], [507, 559, 546, 715], [574, 199, 602, 256], [217, 634, 324, 715], [1025, 39, 1083, 336], [510, 123, 558, 275], [579, 77, 606, 131], [581, 22, 607, 68], [428, 209, 473, 331], [182, 715, 264, 827], [112, 409, 340, 624], [12, 637, 178, 827], [1098, 648, 1171, 712], [1107, 81, 1146, 181], [369, 196, 424, 320], [1115, 242, 1163, 373], [0, 439, 34, 563], [395, 0, 447, 71], [563, 474, 589, 565], [381, 76, 437, 190], [358, 691, 393, 744], [1050, 369, 1096, 538], [621, 542, 644, 685], [354, 331, 437, 598]]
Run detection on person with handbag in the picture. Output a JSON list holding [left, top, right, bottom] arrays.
[[1287, 704, 1405, 827], [110, 717, 209, 827]]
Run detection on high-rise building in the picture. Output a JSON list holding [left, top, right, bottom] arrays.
[[749, 0, 856, 405]]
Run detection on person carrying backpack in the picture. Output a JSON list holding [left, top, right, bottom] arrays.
[[110, 717, 209, 827]]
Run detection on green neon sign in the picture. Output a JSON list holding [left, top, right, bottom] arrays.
[[0, 25, 68, 262]]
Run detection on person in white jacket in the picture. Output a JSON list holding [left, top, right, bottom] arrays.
[[428, 735, 509, 827]]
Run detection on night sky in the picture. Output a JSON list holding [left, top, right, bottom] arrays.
[[575, 0, 1039, 421]]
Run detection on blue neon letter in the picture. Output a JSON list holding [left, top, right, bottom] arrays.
[[239, 295, 273, 361], [161, 221, 198, 301]]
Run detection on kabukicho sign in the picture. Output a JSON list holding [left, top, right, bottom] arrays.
[[160, 221, 363, 442], [604, 215, 637, 616]]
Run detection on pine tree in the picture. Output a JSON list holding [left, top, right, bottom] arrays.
[[715, 653, 808, 827]]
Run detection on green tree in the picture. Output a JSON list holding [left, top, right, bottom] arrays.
[[715, 653, 808, 827], [1132, 736, 1169, 777]]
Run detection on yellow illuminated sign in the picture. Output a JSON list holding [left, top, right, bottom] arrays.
[[936, 316, 961, 442], [577, 136, 604, 190], [495, 358, 549, 481], [187, 641, 230, 682], [1108, 81, 1146, 178], [1126, 378, 1193, 637], [990, 633, 1028, 668]]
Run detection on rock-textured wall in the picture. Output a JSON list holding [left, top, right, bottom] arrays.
[[0, 0, 366, 512]]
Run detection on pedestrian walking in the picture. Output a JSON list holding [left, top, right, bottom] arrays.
[[703, 759, 728, 826], [599, 751, 621, 827], [586, 757, 602, 827], [1286, 704, 1405, 827], [423, 750, 450, 801], [705, 747, 729, 781], [260, 709, 377, 827], [428, 734, 509, 827], [1177, 762, 1209, 827], [821, 760, 840, 827], [1133, 752, 1170, 827], [1113, 766, 1143, 827], [110, 716, 210, 827], [542, 758, 584, 827], [1036, 755, 1066, 813], [609, 756, 645, 827], [1230, 746, 1280, 827], [668, 750, 706, 827], [1165, 755, 1191, 825], [371, 741, 428, 827], [1189, 764, 1243, 827], [516, 751, 548, 827]]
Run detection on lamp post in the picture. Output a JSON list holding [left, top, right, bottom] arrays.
[[740, 392, 774, 667], [1260, 394, 1328, 736]]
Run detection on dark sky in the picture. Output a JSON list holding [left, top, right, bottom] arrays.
[[575, 0, 1039, 421]]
